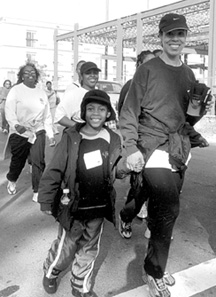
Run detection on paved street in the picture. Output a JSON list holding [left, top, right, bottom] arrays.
[[0, 127, 216, 297]]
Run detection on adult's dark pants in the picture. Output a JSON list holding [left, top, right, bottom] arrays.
[[6, 130, 46, 193], [120, 168, 182, 279], [120, 172, 149, 222]]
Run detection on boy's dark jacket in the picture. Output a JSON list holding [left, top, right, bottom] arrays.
[[38, 123, 127, 226]]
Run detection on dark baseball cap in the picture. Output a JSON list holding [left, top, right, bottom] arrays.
[[80, 62, 101, 74], [80, 89, 116, 122], [159, 13, 189, 33]]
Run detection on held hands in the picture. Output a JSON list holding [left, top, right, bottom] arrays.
[[126, 150, 145, 172]]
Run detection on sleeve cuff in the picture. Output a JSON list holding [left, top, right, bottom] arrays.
[[40, 203, 52, 211]]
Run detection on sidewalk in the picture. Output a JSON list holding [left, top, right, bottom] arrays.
[[0, 128, 216, 297]]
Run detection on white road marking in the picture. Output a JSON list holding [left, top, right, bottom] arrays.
[[114, 258, 216, 297]]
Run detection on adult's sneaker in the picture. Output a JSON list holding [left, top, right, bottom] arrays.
[[144, 272, 171, 297], [7, 181, 16, 195], [163, 271, 175, 286], [32, 192, 38, 203], [137, 202, 148, 219], [118, 214, 132, 239], [144, 227, 151, 239], [43, 274, 58, 294]]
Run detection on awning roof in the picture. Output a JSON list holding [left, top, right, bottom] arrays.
[[56, 0, 210, 54]]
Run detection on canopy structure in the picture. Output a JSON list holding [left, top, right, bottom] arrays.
[[54, 0, 216, 96]]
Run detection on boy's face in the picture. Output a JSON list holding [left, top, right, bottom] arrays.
[[81, 70, 99, 90], [85, 102, 111, 131], [160, 29, 187, 58]]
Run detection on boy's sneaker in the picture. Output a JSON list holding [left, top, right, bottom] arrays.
[[144, 273, 171, 297], [118, 214, 132, 239], [43, 274, 57, 294], [7, 181, 17, 195]]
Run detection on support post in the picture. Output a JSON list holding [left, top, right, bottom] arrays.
[[73, 23, 79, 81], [116, 19, 123, 82], [53, 28, 58, 90], [208, 0, 216, 114]]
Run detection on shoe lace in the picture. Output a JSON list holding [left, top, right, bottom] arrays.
[[124, 222, 131, 232], [155, 277, 166, 290], [8, 182, 16, 188]]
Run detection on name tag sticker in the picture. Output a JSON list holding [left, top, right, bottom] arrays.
[[83, 150, 103, 169]]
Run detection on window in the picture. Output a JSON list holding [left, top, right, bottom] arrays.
[[26, 31, 37, 47], [26, 52, 36, 63]]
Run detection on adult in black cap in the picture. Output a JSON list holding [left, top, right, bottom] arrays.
[[119, 13, 212, 297], [55, 61, 101, 128]]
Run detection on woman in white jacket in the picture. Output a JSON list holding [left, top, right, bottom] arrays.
[[5, 62, 54, 201]]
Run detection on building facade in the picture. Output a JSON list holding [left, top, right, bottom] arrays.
[[0, 17, 75, 87]]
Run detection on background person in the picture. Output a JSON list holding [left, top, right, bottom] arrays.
[[119, 13, 212, 297], [0, 79, 12, 133], [38, 90, 122, 297], [5, 62, 54, 201], [118, 50, 155, 116], [45, 81, 59, 135], [65, 60, 86, 91], [117, 51, 155, 232], [55, 61, 103, 128]]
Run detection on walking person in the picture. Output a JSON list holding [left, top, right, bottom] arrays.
[[54, 61, 101, 128], [118, 49, 209, 240], [65, 60, 86, 91], [45, 81, 59, 135], [117, 50, 155, 230], [118, 50, 155, 116], [0, 79, 12, 133], [5, 62, 54, 201], [38, 89, 123, 297], [119, 13, 212, 297]]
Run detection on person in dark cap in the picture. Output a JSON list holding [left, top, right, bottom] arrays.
[[54, 61, 101, 128], [38, 89, 125, 297], [119, 13, 212, 297]]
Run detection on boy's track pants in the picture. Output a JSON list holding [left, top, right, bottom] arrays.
[[43, 218, 104, 294]]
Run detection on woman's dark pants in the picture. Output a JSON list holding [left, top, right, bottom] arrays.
[[6, 131, 46, 193]]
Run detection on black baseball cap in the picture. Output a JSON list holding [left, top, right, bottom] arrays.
[[159, 13, 189, 33], [80, 62, 101, 74]]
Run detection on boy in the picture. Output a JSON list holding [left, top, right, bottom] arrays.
[[38, 89, 124, 297]]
